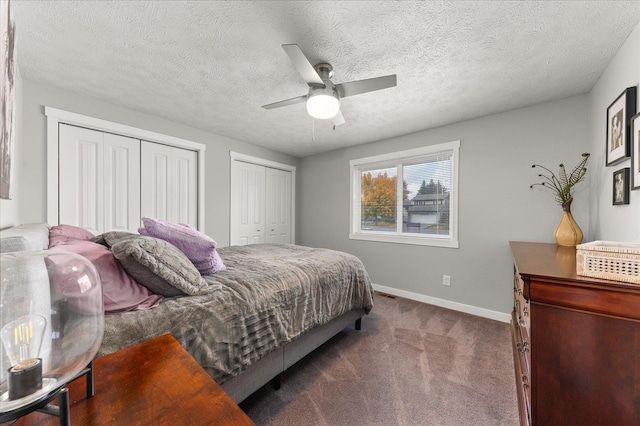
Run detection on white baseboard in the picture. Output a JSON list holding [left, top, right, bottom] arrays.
[[371, 283, 511, 323]]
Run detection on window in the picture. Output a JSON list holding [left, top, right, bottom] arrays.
[[350, 140, 459, 248]]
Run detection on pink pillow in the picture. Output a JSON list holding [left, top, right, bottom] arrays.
[[49, 224, 95, 248], [51, 240, 163, 313], [138, 217, 226, 275]]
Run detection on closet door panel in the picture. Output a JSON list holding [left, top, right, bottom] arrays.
[[231, 164, 251, 245], [231, 162, 265, 245], [277, 171, 292, 243], [59, 125, 104, 235], [141, 141, 198, 227], [251, 168, 265, 244], [265, 168, 291, 244], [103, 133, 141, 233], [171, 148, 198, 226], [141, 142, 171, 222]]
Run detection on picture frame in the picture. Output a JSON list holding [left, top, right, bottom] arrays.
[[612, 168, 630, 205], [606, 86, 637, 166], [631, 112, 640, 190], [0, 0, 16, 200]]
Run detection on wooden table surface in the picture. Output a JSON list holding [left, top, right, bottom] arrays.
[[14, 334, 254, 425]]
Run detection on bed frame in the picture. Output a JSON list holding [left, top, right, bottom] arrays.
[[0, 224, 368, 404], [222, 308, 364, 402]]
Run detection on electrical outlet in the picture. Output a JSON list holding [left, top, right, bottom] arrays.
[[442, 275, 451, 286]]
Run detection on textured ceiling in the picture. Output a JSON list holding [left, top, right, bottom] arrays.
[[10, 1, 640, 157]]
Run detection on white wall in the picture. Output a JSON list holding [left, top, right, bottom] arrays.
[[0, 63, 21, 229], [588, 22, 640, 242], [17, 80, 298, 246], [298, 95, 589, 318]]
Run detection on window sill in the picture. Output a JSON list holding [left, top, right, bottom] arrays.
[[349, 232, 459, 248]]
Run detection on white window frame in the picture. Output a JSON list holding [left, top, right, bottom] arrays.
[[349, 140, 460, 248]]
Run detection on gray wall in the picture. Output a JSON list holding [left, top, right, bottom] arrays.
[[298, 95, 589, 316], [588, 22, 640, 241], [16, 80, 298, 246]]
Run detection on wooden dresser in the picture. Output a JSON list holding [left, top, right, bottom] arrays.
[[510, 242, 640, 426]]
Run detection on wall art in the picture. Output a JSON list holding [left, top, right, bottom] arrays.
[[613, 168, 630, 205], [631, 112, 640, 190], [606, 86, 637, 166], [0, 0, 16, 199]]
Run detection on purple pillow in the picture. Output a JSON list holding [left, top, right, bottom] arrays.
[[138, 217, 226, 275], [51, 240, 163, 313], [49, 224, 95, 248]]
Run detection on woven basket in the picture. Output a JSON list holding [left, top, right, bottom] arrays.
[[576, 241, 640, 284]]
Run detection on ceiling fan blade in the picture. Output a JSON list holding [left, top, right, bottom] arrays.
[[282, 44, 325, 86], [335, 74, 397, 98], [332, 109, 345, 127], [262, 95, 307, 110]]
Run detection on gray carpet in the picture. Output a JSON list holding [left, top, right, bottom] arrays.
[[240, 293, 519, 425]]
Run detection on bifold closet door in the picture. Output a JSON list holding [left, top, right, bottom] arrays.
[[265, 168, 291, 243], [230, 161, 292, 246], [140, 141, 198, 227], [59, 124, 140, 234]]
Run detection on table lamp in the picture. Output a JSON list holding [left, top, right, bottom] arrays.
[[0, 250, 104, 423]]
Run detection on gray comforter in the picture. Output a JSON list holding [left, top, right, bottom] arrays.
[[98, 244, 374, 384]]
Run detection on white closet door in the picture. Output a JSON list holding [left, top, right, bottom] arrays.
[[171, 146, 198, 225], [103, 133, 141, 233], [59, 125, 140, 234], [231, 162, 265, 245], [265, 168, 291, 243], [141, 141, 197, 227], [59, 125, 104, 235]]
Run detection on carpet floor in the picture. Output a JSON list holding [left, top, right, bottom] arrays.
[[240, 293, 519, 426]]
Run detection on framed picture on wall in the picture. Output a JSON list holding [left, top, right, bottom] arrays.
[[0, 0, 16, 200], [631, 112, 640, 190], [606, 86, 637, 166], [613, 168, 630, 205]]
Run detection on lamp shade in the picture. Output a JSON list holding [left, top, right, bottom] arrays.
[[306, 87, 340, 119], [0, 250, 104, 412]]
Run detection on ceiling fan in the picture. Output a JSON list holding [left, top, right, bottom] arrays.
[[262, 44, 397, 127]]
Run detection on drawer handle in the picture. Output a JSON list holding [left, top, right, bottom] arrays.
[[516, 341, 529, 353]]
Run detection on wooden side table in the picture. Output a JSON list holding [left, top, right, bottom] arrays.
[[15, 334, 254, 425]]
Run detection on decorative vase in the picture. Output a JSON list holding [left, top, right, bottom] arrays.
[[554, 198, 583, 247]]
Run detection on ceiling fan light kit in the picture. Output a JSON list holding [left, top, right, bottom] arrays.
[[307, 88, 340, 119], [262, 44, 397, 126]]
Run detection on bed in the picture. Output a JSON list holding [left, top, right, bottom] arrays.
[[0, 224, 374, 402]]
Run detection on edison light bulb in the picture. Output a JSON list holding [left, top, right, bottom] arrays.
[[1, 315, 46, 400]]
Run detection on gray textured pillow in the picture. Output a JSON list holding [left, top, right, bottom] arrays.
[[110, 235, 207, 297], [91, 231, 138, 248]]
